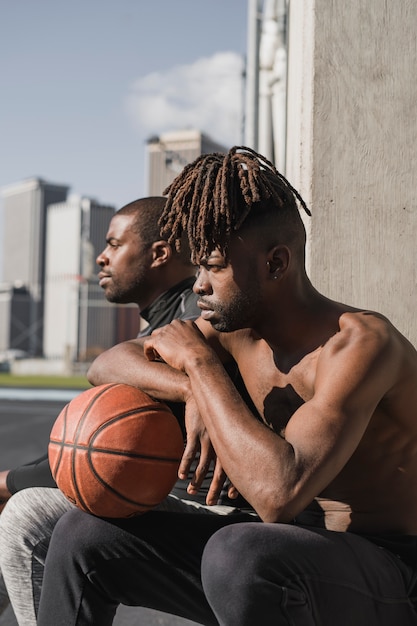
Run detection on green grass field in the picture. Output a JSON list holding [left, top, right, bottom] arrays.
[[0, 373, 91, 389]]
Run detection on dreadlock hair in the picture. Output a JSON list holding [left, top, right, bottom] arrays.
[[160, 146, 311, 265]]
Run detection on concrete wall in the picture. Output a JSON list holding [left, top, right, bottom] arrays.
[[286, 0, 417, 345]]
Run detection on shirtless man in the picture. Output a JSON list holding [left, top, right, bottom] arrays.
[[37, 147, 417, 625]]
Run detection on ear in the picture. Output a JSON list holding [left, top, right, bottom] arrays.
[[149, 240, 172, 268], [265, 246, 291, 281]]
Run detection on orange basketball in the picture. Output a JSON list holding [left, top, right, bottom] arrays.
[[48, 383, 184, 518]]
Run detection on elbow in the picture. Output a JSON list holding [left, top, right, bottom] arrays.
[[86, 357, 101, 386], [258, 504, 296, 524], [255, 487, 302, 524]]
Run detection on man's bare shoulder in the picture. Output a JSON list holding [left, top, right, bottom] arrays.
[[321, 308, 417, 389], [330, 309, 411, 353]]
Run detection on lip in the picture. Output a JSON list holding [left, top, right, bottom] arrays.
[[98, 273, 111, 286], [198, 300, 215, 320], [197, 300, 212, 311]]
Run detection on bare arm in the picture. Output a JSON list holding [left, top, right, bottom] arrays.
[[87, 337, 221, 496], [87, 338, 191, 403], [144, 316, 401, 522], [0, 470, 11, 512]]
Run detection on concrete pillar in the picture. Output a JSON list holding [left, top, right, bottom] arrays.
[[285, 0, 417, 345]]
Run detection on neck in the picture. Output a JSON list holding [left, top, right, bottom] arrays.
[[258, 280, 343, 364], [136, 269, 196, 311]]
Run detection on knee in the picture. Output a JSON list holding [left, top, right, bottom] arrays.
[[49, 508, 94, 556], [0, 490, 29, 528], [202, 523, 262, 595], [47, 508, 119, 572], [0, 490, 35, 547], [0, 488, 68, 551]]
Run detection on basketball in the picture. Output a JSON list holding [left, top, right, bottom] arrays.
[[48, 383, 184, 518]]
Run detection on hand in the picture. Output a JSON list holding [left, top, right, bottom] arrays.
[[205, 461, 239, 505], [144, 319, 213, 374], [179, 398, 239, 504], [179, 396, 216, 495], [0, 470, 11, 512]]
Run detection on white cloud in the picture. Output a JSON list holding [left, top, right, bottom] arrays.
[[125, 52, 245, 148]]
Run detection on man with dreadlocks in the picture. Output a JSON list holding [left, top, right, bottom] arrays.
[[37, 147, 417, 626]]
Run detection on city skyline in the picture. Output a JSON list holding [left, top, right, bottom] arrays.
[[0, 130, 227, 366], [0, 1, 248, 282], [0, 2, 248, 206]]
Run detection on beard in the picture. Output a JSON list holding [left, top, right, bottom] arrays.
[[103, 287, 132, 304], [101, 269, 148, 305], [201, 283, 260, 333]]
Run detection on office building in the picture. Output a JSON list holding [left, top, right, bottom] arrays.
[[43, 195, 122, 364], [146, 129, 226, 195], [0, 178, 69, 355]]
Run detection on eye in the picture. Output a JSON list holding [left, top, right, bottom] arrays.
[[206, 264, 224, 272], [199, 262, 224, 274]]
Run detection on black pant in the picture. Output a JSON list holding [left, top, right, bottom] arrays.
[[37, 508, 417, 626], [37, 507, 256, 625]]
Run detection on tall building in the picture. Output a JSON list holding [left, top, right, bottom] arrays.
[[0, 178, 69, 355], [43, 196, 125, 364], [146, 129, 227, 196], [0, 283, 31, 355]]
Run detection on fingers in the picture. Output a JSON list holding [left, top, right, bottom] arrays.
[[227, 484, 239, 499], [178, 439, 198, 481], [206, 459, 227, 506], [142, 337, 162, 362], [187, 457, 214, 496]]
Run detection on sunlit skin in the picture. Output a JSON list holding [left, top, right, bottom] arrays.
[[95, 228, 417, 533], [97, 214, 162, 309], [86, 214, 417, 534]]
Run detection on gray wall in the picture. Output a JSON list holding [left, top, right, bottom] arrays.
[[286, 0, 417, 345]]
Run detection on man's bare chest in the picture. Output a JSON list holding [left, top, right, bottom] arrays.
[[235, 343, 318, 434]]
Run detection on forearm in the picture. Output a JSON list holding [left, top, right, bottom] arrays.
[[185, 355, 297, 522], [88, 339, 191, 403], [0, 454, 56, 508], [6, 455, 56, 493]]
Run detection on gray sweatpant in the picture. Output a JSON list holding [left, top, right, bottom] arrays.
[[0, 488, 72, 625], [0, 487, 247, 626]]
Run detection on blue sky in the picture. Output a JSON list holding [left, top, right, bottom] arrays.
[[0, 0, 248, 211]]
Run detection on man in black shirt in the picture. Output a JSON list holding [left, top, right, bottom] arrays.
[[0, 197, 200, 502], [0, 196, 210, 625]]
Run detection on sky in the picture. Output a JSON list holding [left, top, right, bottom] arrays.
[[0, 0, 248, 211]]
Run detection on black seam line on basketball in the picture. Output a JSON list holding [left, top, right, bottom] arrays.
[[50, 403, 69, 480], [49, 441, 181, 464], [88, 404, 182, 460], [86, 457, 159, 509], [73, 383, 120, 447], [87, 451, 160, 508], [72, 384, 121, 513], [89, 405, 176, 442]]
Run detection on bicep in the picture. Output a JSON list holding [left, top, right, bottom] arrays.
[[285, 331, 398, 493]]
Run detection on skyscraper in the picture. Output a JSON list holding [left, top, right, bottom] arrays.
[[1, 177, 69, 355], [146, 129, 226, 196], [43, 196, 117, 365]]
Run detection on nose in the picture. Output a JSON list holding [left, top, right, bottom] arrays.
[[193, 268, 211, 296], [96, 248, 108, 267]]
